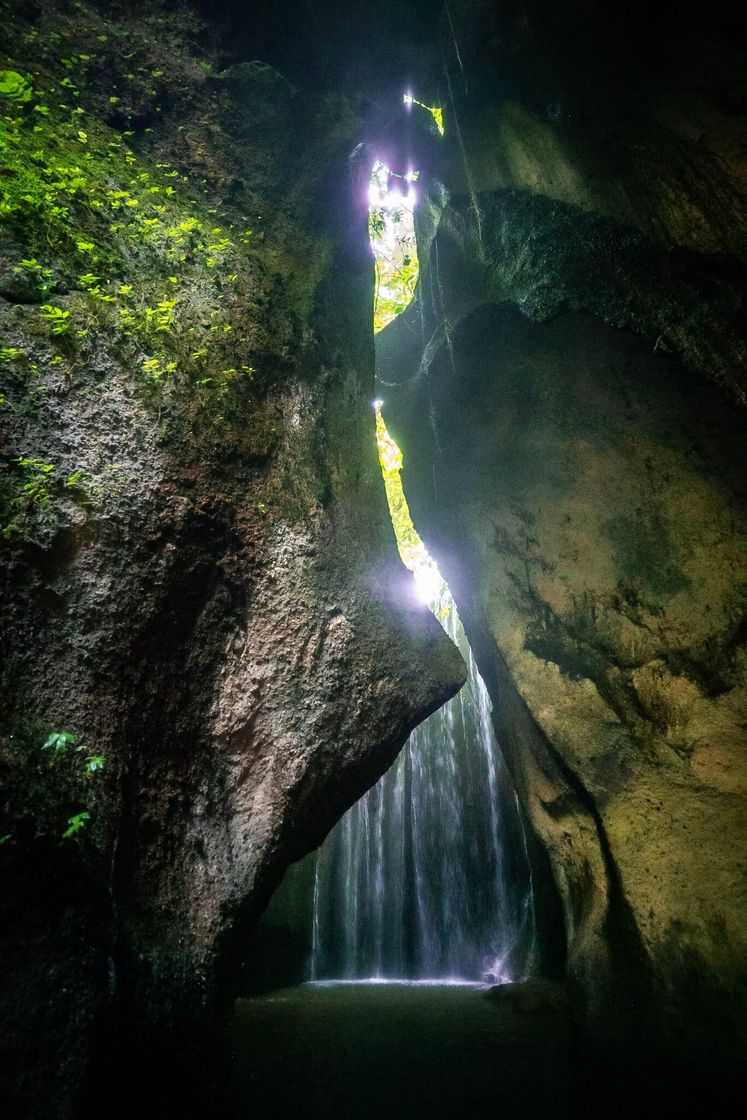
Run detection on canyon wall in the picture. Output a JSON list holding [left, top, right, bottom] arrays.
[[378, 0, 747, 1098], [0, 3, 464, 1116], [2, 0, 746, 1113]]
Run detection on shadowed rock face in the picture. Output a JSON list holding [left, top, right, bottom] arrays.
[[378, 0, 747, 1098], [0, 2, 464, 1116], [383, 300, 747, 1064], [3, 0, 746, 1113]]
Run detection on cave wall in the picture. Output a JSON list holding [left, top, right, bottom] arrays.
[[0, 3, 465, 1116], [378, 0, 747, 1098], [2, 0, 746, 1112]]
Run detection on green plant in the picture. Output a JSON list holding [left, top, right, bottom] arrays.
[[0, 20, 261, 414], [0, 70, 33, 103], [368, 162, 420, 332], [40, 304, 71, 335], [2, 459, 94, 538], [40, 730, 105, 769], [142, 356, 177, 380], [402, 93, 444, 135], [144, 297, 177, 333], [14, 457, 56, 508], [13, 258, 55, 298], [42, 730, 76, 751], [62, 811, 90, 839], [0, 347, 24, 363]]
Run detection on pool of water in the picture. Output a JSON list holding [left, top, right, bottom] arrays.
[[232, 980, 570, 1119]]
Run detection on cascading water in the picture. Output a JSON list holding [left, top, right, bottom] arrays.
[[310, 589, 537, 983], [309, 130, 536, 986]]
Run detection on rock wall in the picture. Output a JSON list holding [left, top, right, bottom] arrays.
[[378, 0, 747, 1101], [3, 0, 746, 1112], [0, 3, 464, 1116]]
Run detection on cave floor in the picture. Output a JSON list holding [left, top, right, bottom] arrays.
[[231, 980, 570, 1119]]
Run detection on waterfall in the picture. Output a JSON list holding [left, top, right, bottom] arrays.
[[310, 590, 537, 984], [306, 144, 536, 987]]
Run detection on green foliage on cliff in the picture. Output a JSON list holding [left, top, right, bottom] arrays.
[[369, 162, 419, 332], [0, 27, 258, 419], [0, 69, 33, 103], [0, 0, 298, 544], [0, 78, 254, 396], [375, 405, 446, 607], [0, 725, 105, 846], [403, 93, 444, 136], [1, 455, 94, 538]]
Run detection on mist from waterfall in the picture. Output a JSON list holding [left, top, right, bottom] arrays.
[[310, 591, 537, 984]]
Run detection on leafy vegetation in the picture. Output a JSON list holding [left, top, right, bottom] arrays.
[[13, 258, 55, 298], [42, 731, 78, 752], [0, 4, 288, 552], [40, 304, 71, 334], [0, 725, 106, 846], [368, 161, 419, 332], [13, 456, 56, 508], [375, 405, 446, 607], [0, 43, 258, 413], [2, 455, 94, 538], [368, 152, 446, 608], [0, 346, 24, 363], [403, 93, 444, 136], [62, 811, 90, 839], [0, 69, 33, 103]]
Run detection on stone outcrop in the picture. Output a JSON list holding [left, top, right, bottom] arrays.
[[3, 0, 747, 1113], [379, 0, 747, 1098], [0, 3, 464, 1116]]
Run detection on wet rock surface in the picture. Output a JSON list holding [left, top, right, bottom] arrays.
[[379, 0, 747, 1101], [2, 0, 746, 1114], [0, 2, 464, 1116]]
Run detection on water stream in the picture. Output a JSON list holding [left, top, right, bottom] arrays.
[[310, 590, 537, 984], [307, 133, 535, 987]]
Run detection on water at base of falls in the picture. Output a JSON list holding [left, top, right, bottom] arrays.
[[305, 978, 484, 988], [310, 593, 537, 985]]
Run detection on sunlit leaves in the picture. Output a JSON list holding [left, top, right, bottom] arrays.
[[368, 161, 419, 333], [403, 93, 444, 136], [0, 70, 33, 103], [375, 406, 446, 606], [42, 731, 76, 751], [40, 304, 71, 334], [62, 811, 90, 839]]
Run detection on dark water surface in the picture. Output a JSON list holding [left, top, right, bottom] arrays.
[[232, 980, 570, 1120]]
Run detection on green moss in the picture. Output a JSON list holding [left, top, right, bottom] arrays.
[[0, 47, 257, 414]]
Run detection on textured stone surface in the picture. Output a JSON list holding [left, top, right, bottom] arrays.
[[0, 3, 464, 1115], [383, 301, 747, 1065], [379, 0, 747, 1095], [3, 0, 747, 1113]]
